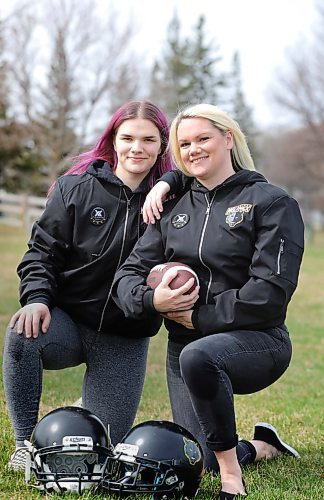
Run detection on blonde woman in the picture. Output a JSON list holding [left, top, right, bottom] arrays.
[[113, 104, 304, 498]]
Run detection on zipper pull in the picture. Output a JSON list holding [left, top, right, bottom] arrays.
[[279, 238, 284, 253], [276, 238, 285, 274], [206, 206, 210, 215]]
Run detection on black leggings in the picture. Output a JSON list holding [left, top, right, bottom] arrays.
[[166, 326, 292, 472], [3, 307, 149, 447]]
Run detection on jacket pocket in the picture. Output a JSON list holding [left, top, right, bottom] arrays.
[[276, 238, 303, 285]]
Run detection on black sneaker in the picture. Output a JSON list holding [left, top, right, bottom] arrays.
[[253, 422, 300, 458]]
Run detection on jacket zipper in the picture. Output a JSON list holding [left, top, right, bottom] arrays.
[[276, 238, 285, 275], [98, 190, 134, 332], [198, 192, 217, 304]]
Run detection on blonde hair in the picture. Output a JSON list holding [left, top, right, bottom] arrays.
[[169, 103, 255, 175]]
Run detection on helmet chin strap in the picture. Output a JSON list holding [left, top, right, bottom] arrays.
[[107, 423, 111, 445]]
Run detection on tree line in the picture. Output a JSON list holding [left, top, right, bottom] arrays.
[[0, 0, 323, 224]]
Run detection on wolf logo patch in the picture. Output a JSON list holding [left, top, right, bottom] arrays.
[[183, 437, 202, 465], [225, 204, 252, 228]]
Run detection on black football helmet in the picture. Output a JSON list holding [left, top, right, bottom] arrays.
[[25, 406, 113, 494], [101, 420, 204, 498]]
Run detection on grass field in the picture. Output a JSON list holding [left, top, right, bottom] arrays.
[[0, 224, 323, 499]]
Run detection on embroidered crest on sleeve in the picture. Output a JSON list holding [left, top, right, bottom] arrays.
[[225, 204, 252, 228]]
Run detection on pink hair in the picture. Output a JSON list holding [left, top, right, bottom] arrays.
[[64, 100, 174, 188]]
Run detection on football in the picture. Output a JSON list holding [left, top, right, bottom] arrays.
[[146, 262, 199, 294]]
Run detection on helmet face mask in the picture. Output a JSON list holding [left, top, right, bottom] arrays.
[[26, 406, 113, 494], [104, 454, 182, 497], [100, 420, 204, 499]]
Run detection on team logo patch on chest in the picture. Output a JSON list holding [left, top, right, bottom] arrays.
[[90, 207, 107, 225], [225, 204, 252, 228], [171, 213, 190, 228]]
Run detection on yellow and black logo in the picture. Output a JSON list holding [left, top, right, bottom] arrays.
[[225, 204, 252, 228], [183, 437, 202, 465]]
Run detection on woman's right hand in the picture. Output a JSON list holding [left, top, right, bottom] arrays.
[[9, 303, 51, 339], [142, 181, 171, 224], [152, 268, 199, 313]]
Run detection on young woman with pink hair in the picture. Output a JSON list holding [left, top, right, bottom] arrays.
[[3, 100, 174, 471]]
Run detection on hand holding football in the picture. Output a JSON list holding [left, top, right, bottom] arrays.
[[146, 262, 199, 294]]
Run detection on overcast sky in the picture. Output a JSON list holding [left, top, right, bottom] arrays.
[[116, 0, 318, 127], [2, 0, 318, 128]]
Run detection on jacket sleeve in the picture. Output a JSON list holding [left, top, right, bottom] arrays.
[[192, 195, 304, 334], [112, 223, 166, 319], [18, 180, 72, 307], [158, 169, 192, 195]]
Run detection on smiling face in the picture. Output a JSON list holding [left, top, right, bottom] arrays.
[[114, 118, 162, 189], [177, 117, 235, 189]]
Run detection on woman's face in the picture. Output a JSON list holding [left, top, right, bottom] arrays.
[[114, 118, 161, 184], [177, 117, 233, 188]]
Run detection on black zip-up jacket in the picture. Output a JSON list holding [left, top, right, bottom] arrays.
[[112, 170, 304, 343], [17, 160, 162, 337]]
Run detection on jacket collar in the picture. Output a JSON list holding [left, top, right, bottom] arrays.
[[87, 159, 151, 194], [191, 170, 268, 193]]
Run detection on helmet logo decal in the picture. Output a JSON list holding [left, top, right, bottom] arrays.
[[183, 437, 202, 465], [114, 442, 139, 461], [171, 213, 190, 229], [225, 203, 252, 228], [63, 435, 94, 447], [90, 206, 107, 225], [166, 474, 178, 486]]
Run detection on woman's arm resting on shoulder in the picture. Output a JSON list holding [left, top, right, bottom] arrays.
[[142, 169, 191, 224], [142, 181, 171, 224]]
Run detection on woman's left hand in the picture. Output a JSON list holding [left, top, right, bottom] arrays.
[[142, 181, 170, 224], [163, 310, 194, 329]]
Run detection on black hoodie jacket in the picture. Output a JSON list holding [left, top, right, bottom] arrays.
[[113, 170, 304, 343], [17, 160, 162, 337]]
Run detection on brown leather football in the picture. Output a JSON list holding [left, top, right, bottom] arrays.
[[146, 262, 199, 294]]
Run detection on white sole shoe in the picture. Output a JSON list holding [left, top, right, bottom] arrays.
[[7, 447, 27, 471], [72, 397, 83, 407], [253, 422, 300, 458]]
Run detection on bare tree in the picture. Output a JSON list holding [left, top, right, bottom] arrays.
[[3, 0, 141, 184], [270, 0, 324, 183], [0, 20, 8, 122], [260, 126, 324, 231]]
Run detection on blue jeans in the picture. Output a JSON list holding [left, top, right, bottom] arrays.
[[166, 326, 292, 472]]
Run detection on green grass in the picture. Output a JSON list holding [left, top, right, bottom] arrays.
[[0, 224, 323, 499]]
